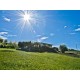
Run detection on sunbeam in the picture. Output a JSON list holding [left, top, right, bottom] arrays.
[[14, 10, 45, 36]]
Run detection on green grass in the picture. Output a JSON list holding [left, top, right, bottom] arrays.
[[0, 48, 80, 70]]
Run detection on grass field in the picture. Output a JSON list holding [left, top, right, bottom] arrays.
[[0, 48, 80, 70]]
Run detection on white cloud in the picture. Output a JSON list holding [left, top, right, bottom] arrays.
[[0, 32, 8, 35], [52, 45, 59, 48], [36, 35, 42, 37], [0, 35, 7, 39], [41, 37, 48, 40], [37, 36, 48, 42], [64, 26, 67, 28], [75, 28, 80, 31], [0, 31, 16, 40], [0, 32, 8, 39], [3, 16, 11, 22], [50, 33, 54, 36]]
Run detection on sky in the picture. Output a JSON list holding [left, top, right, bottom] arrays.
[[0, 10, 80, 49]]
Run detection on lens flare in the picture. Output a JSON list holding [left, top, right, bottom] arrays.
[[15, 10, 45, 34]]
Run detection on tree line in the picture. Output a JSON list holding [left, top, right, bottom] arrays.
[[0, 38, 70, 53], [18, 41, 69, 53], [18, 41, 59, 53], [0, 38, 18, 49]]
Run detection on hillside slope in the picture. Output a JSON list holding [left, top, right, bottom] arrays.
[[0, 48, 80, 70]]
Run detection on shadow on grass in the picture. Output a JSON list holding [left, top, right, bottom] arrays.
[[60, 53, 80, 58], [0, 50, 15, 52]]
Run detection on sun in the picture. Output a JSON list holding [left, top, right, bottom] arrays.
[[23, 13, 31, 21], [15, 10, 45, 34]]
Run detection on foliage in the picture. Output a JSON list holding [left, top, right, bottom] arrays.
[[18, 41, 58, 53], [59, 44, 68, 53], [3, 39, 8, 44], [0, 38, 18, 49], [0, 38, 76, 54], [0, 38, 3, 43]]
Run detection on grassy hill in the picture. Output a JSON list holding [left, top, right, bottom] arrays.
[[0, 48, 80, 70]]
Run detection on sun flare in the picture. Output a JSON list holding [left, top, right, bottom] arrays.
[[15, 10, 45, 34], [23, 13, 31, 21]]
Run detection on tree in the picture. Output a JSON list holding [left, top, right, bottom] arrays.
[[52, 47, 59, 53], [4, 39, 7, 44], [7, 41, 14, 48], [59, 44, 68, 53], [13, 42, 18, 49], [18, 42, 23, 48], [0, 38, 3, 43], [3, 40, 8, 47], [18, 41, 32, 51]]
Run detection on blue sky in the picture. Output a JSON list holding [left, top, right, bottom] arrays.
[[0, 10, 80, 49]]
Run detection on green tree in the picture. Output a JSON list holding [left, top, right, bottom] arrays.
[[3, 40, 8, 47], [4, 39, 7, 44], [52, 47, 59, 53], [18, 42, 23, 48], [13, 42, 18, 49], [59, 44, 68, 53], [7, 41, 15, 48], [0, 38, 3, 43]]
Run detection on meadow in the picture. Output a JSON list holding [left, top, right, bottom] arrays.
[[0, 48, 80, 70]]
